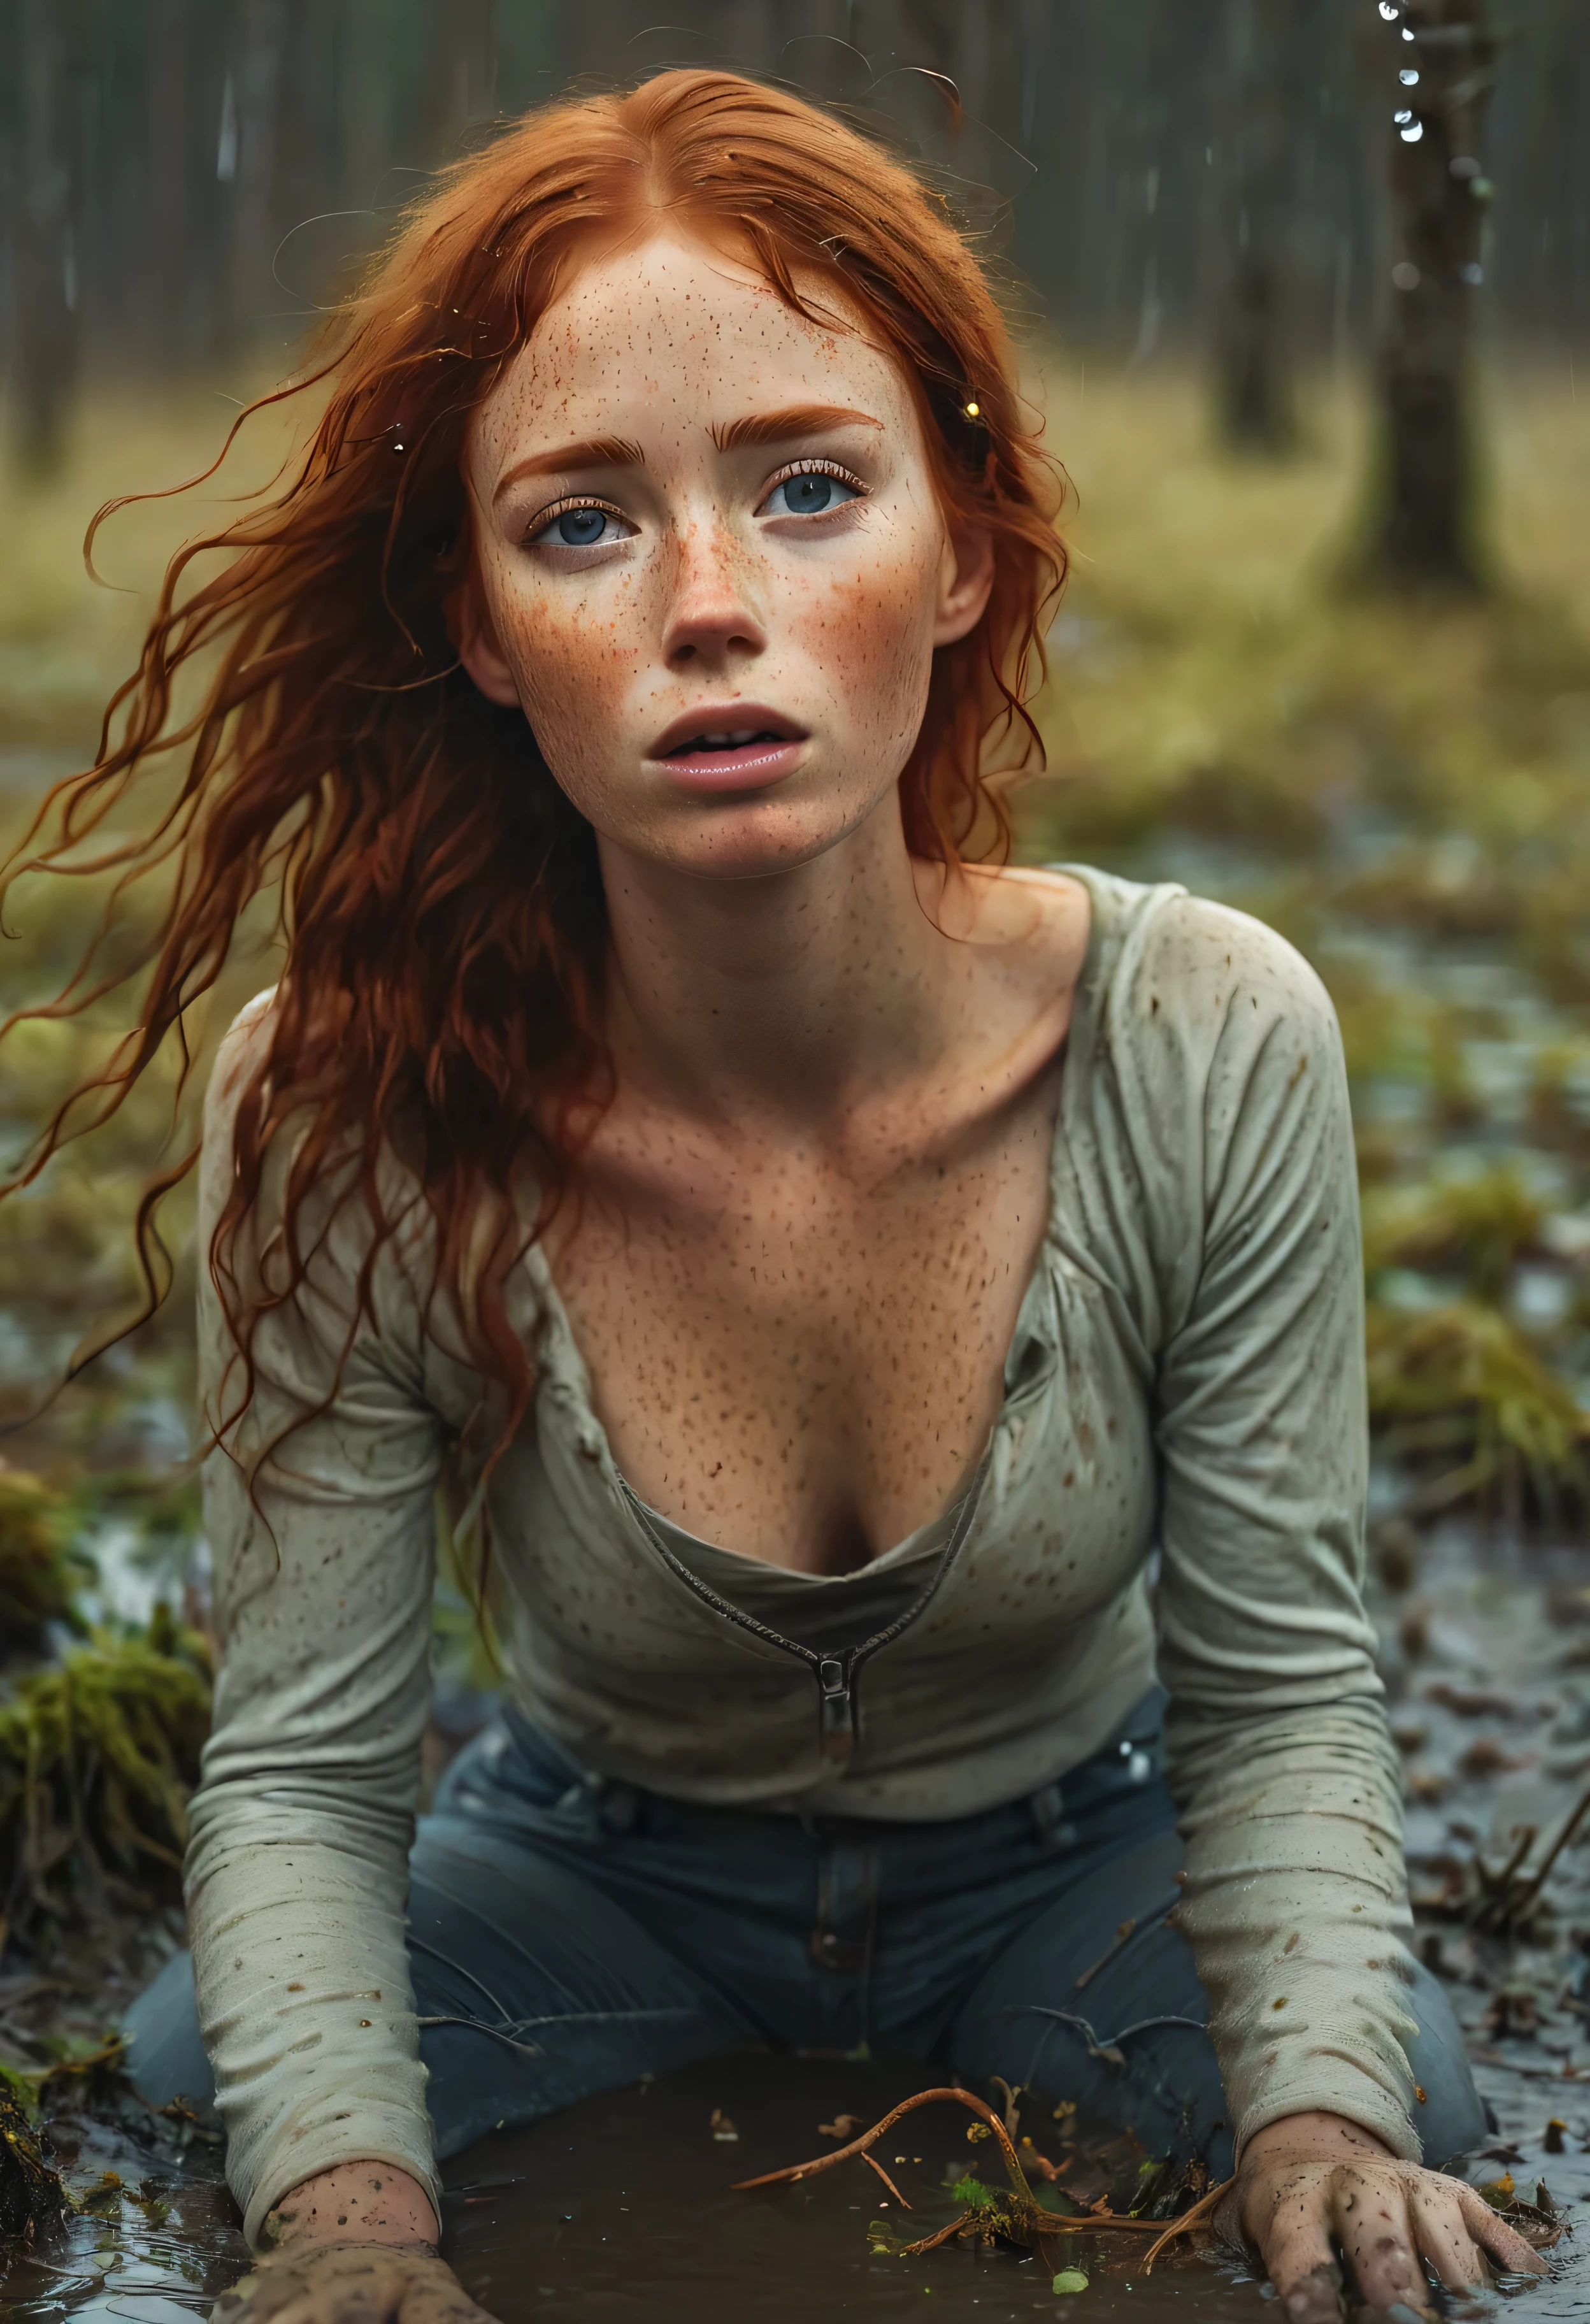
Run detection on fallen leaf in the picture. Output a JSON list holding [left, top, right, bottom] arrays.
[[819, 2115, 863, 2140], [1482, 1990, 1542, 2041], [1428, 1682, 1524, 1719], [710, 2108, 739, 2142], [1459, 1736, 1536, 1779], [1052, 2270, 1089, 2295]]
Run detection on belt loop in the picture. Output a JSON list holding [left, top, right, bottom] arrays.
[[1029, 1778, 1067, 1851]]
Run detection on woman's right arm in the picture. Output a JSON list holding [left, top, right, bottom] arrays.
[[210, 2160, 499, 2324], [186, 998, 462, 2288]]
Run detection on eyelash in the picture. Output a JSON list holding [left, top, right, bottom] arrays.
[[524, 456, 869, 547], [525, 495, 629, 547], [758, 457, 867, 509]]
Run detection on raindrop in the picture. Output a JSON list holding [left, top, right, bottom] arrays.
[[1450, 155, 1481, 178], [1394, 108, 1414, 124], [1378, 1, 1400, 17], [1393, 261, 1421, 290], [1461, 262, 1484, 286], [1401, 25, 1415, 38], [1400, 122, 1424, 142], [1399, 68, 1419, 85]]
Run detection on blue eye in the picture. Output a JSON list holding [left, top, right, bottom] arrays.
[[557, 507, 608, 543], [530, 504, 624, 547], [766, 470, 859, 516]]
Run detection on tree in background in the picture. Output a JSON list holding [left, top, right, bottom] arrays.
[[1364, 0, 1499, 591], [1214, 0, 1303, 454], [5, 0, 81, 473], [1, 0, 1584, 476]]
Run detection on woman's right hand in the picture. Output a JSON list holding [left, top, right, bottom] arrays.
[[208, 2161, 499, 2324], [211, 2239, 497, 2324]]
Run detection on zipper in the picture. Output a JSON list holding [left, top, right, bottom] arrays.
[[617, 1457, 989, 1765]]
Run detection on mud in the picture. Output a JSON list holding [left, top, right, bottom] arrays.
[[436, 2058, 1262, 2324]]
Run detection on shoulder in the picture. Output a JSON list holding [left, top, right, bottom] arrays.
[[197, 987, 430, 1284], [1065, 872, 1342, 1084], [203, 987, 280, 1133], [1061, 873, 1353, 1237]]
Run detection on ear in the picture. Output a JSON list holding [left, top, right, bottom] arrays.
[[448, 568, 522, 708], [932, 517, 996, 648]]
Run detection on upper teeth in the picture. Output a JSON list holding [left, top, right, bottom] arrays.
[[698, 729, 761, 744]]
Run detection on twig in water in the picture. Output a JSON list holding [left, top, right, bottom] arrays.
[[734, 2084, 1229, 2267], [860, 2150, 912, 2208], [1142, 2174, 1236, 2273]]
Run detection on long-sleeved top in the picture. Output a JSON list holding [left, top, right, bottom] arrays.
[[183, 865, 1420, 2249]]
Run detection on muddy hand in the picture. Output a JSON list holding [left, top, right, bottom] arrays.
[[1234, 2111, 1546, 2320], [209, 2240, 498, 2324]]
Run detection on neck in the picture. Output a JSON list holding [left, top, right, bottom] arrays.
[[596, 792, 966, 1130]]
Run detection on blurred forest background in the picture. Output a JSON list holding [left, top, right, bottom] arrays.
[[1, 9, 1589, 2276]]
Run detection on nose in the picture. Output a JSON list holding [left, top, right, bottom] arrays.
[[659, 517, 767, 672]]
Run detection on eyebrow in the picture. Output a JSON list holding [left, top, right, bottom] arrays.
[[711, 403, 884, 453], [492, 435, 646, 502], [491, 405, 882, 505]]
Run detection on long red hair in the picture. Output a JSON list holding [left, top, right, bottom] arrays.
[[1, 68, 1066, 1492]]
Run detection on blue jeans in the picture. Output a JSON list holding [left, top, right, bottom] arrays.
[[125, 1691, 1486, 2179]]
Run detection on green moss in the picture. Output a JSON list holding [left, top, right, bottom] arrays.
[[0, 1469, 89, 1651], [1366, 1299, 1589, 1517], [0, 1603, 211, 1949]]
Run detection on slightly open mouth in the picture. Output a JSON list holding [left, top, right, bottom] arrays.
[[666, 729, 790, 756]]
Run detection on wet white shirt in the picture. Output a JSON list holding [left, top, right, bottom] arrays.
[[182, 867, 1419, 2247]]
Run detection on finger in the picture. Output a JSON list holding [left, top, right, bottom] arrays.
[[1249, 2184, 1347, 2324], [1455, 2184, 1551, 2277], [1405, 2181, 1486, 2292], [214, 2268, 377, 2324], [1327, 2171, 1433, 2318]]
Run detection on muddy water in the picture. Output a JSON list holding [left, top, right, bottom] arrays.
[[1, 2054, 1583, 2321], [441, 2056, 1259, 2324]]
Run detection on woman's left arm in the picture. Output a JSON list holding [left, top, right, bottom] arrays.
[[1128, 900, 1542, 2313]]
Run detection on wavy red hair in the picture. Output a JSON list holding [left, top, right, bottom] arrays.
[[1, 68, 1066, 1494]]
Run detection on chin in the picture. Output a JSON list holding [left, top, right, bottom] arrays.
[[650, 794, 883, 882], [588, 778, 889, 884]]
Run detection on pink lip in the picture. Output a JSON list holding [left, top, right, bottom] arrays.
[[651, 737, 806, 793], [645, 704, 809, 795]]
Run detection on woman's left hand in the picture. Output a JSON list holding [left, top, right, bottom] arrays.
[[1234, 2109, 1547, 2320]]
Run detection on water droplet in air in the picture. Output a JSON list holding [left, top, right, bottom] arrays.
[[1393, 262, 1421, 290]]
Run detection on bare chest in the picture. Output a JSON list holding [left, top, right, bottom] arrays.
[[547, 1084, 1059, 1574]]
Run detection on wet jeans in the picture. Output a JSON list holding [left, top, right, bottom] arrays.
[[125, 1690, 1486, 2180]]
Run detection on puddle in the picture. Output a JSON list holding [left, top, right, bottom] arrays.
[[2, 2051, 1583, 2324], [436, 2055, 1250, 2323], [0, 2104, 245, 2320]]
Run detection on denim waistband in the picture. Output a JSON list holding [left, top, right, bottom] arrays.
[[490, 1684, 1170, 1853]]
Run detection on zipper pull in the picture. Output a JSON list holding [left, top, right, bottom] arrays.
[[817, 1651, 857, 1761]]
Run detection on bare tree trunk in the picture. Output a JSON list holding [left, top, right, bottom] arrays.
[[1215, 0, 1301, 454], [420, 0, 495, 166], [221, 0, 287, 348], [1367, 0, 1498, 591], [140, 0, 191, 366], [11, 0, 79, 472]]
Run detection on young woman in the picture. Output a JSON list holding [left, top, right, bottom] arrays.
[[57, 67, 1531, 2324]]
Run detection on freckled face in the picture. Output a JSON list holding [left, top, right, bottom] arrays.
[[461, 234, 980, 879]]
